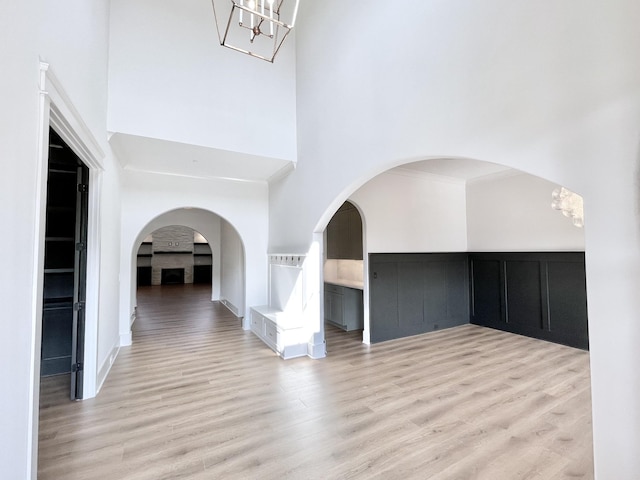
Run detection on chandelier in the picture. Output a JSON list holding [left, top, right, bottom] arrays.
[[551, 187, 584, 228], [211, 0, 300, 62]]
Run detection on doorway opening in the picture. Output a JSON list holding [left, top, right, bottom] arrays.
[[40, 127, 89, 402], [127, 212, 246, 344], [323, 200, 365, 351], [136, 226, 213, 288]]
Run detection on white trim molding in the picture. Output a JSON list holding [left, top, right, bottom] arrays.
[[97, 340, 121, 394], [38, 61, 106, 401], [220, 298, 241, 317]]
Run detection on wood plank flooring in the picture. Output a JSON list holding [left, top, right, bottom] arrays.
[[38, 284, 594, 479]]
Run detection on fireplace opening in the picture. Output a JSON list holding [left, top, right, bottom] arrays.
[[161, 268, 185, 285]]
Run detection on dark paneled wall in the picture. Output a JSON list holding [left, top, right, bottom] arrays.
[[369, 253, 469, 343], [469, 252, 588, 350], [368, 252, 589, 350]]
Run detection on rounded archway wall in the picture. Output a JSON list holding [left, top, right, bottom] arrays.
[[347, 157, 586, 255], [121, 208, 248, 346], [317, 157, 587, 346]]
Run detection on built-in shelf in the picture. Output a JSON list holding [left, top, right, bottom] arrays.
[[44, 268, 74, 273], [194, 253, 212, 257], [47, 206, 74, 212], [43, 301, 73, 311], [137, 253, 153, 257], [153, 250, 194, 255]]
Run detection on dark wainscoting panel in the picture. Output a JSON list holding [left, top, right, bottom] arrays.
[[469, 252, 588, 350], [369, 253, 469, 343]]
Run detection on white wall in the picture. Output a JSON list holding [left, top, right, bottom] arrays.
[[466, 173, 586, 251], [95, 162, 123, 392], [2, 1, 639, 478], [350, 170, 468, 253], [0, 1, 122, 478], [107, 0, 297, 161], [268, 1, 640, 477], [0, 8, 41, 476], [220, 219, 245, 316], [119, 169, 268, 341]]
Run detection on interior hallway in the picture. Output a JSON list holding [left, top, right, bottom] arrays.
[[38, 284, 593, 479]]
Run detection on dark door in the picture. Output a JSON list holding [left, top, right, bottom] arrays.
[[71, 165, 89, 400], [41, 127, 89, 401]]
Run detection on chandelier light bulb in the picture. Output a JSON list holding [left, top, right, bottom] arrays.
[[551, 187, 584, 228]]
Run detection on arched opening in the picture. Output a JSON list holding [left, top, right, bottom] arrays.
[[322, 200, 366, 352], [126, 208, 247, 345], [318, 157, 587, 351]]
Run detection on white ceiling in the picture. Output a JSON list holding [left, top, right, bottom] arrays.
[[110, 134, 513, 185], [393, 158, 513, 181], [109, 133, 294, 183]]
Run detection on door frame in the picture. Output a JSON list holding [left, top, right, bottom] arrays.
[[29, 62, 105, 477]]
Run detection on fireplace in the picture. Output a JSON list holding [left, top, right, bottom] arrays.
[[161, 268, 185, 285]]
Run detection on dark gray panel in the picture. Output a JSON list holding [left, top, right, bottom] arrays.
[[505, 260, 543, 331], [398, 262, 425, 329], [342, 287, 364, 331], [470, 259, 503, 328], [369, 261, 398, 342], [469, 252, 588, 350], [446, 260, 469, 321], [547, 261, 589, 349], [330, 291, 344, 325], [423, 262, 446, 328], [370, 254, 469, 343], [323, 288, 332, 322]]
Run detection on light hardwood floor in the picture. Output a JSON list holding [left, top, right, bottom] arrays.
[[38, 284, 593, 479]]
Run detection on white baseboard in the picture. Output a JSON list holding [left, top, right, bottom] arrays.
[[120, 331, 132, 346], [97, 341, 120, 393], [307, 339, 327, 359], [281, 343, 309, 359], [220, 298, 240, 317]]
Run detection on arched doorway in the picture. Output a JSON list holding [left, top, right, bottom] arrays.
[[318, 157, 587, 351], [124, 208, 247, 346], [323, 201, 366, 351]]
